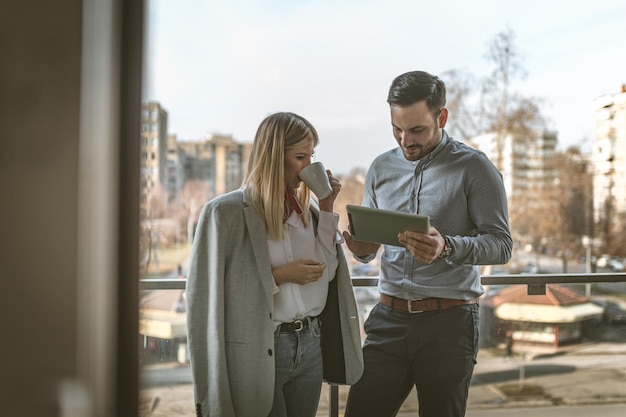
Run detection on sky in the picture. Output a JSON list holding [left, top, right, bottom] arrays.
[[144, 0, 626, 175]]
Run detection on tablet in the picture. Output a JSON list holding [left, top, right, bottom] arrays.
[[346, 205, 430, 247]]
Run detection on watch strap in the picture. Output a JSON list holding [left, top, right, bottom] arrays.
[[439, 236, 452, 259]]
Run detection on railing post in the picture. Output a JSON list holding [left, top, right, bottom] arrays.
[[527, 284, 546, 295], [329, 384, 339, 417]]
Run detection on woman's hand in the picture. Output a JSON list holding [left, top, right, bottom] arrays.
[[318, 170, 341, 212], [272, 259, 326, 286]]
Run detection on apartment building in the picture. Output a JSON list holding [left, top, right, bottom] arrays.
[[178, 134, 252, 198], [592, 85, 626, 239], [139, 101, 252, 202], [140, 102, 169, 201], [166, 134, 184, 201], [470, 130, 558, 202]]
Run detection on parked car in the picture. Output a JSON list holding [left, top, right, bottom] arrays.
[[596, 255, 610, 268], [609, 258, 624, 272], [519, 262, 539, 274], [591, 299, 626, 324]]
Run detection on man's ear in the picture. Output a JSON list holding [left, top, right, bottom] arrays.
[[438, 108, 449, 128]]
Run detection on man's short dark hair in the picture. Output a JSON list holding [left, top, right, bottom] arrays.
[[387, 71, 446, 116]]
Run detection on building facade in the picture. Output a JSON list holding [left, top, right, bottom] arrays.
[[470, 130, 559, 245], [178, 134, 252, 198], [139, 102, 252, 202], [166, 134, 184, 202], [592, 85, 626, 243], [488, 285, 603, 351], [471, 130, 558, 201], [470, 131, 558, 197], [140, 102, 169, 201]]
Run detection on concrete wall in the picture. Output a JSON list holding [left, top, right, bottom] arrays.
[[1, 1, 82, 414], [0, 1, 142, 415]]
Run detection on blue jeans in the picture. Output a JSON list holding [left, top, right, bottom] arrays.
[[345, 302, 479, 417], [268, 316, 323, 417]]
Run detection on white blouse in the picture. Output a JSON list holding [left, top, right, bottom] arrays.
[[268, 208, 340, 327]]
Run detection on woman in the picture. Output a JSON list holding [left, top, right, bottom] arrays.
[[186, 112, 363, 417]]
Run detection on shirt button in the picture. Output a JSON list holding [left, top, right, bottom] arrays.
[[268, 349, 273, 356]]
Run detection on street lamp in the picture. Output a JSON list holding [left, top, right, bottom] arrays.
[[582, 235, 591, 297]]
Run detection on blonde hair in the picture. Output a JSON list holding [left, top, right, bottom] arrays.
[[243, 112, 319, 239]]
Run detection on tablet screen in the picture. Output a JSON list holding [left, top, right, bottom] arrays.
[[346, 205, 430, 247]]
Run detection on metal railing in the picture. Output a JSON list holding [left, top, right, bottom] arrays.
[[141, 272, 626, 292], [139, 272, 626, 417]]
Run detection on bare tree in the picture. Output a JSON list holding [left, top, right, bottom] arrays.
[[443, 27, 568, 253], [334, 167, 367, 232], [174, 179, 212, 245], [555, 146, 593, 239], [441, 68, 481, 141], [444, 26, 546, 165], [140, 183, 169, 273], [483, 26, 527, 135]]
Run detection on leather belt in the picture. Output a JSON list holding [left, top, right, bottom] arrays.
[[279, 317, 315, 333], [380, 294, 478, 313]]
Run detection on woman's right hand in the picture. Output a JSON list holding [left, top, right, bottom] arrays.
[[318, 170, 341, 213], [272, 259, 326, 286]]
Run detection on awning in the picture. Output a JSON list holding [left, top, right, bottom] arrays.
[[139, 309, 187, 339], [494, 302, 604, 323]]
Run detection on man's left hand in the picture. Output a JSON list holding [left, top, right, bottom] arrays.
[[398, 227, 446, 264]]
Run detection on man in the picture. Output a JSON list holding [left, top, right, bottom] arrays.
[[343, 70, 512, 417]]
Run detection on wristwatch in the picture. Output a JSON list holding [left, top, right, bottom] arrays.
[[439, 236, 452, 259]]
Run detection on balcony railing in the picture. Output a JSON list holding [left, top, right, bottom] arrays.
[[139, 273, 626, 417], [141, 272, 626, 293]]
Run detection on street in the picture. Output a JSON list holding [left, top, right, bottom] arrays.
[[465, 404, 626, 417], [141, 347, 626, 416]]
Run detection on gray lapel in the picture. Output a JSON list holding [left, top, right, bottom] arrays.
[[242, 190, 275, 308]]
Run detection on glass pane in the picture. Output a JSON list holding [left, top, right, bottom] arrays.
[[138, 283, 626, 415], [139, 289, 193, 416], [141, 1, 626, 415]]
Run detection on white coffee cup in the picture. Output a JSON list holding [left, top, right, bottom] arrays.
[[299, 161, 333, 199]]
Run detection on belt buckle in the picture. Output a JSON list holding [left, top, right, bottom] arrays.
[[407, 299, 424, 314], [293, 320, 304, 332]]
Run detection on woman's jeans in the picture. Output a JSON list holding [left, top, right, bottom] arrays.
[[345, 302, 479, 417], [268, 316, 323, 417]]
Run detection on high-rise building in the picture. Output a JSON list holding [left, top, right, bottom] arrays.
[[178, 134, 252, 198], [166, 134, 184, 201], [139, 103, 252, 203], [470, 129, 559, 246], [138, 101, 252, 204], [470, 130, 558, 202], [140, 102, 169, 201], [591, 85, 626, 240]]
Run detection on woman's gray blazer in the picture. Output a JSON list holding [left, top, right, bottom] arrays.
[[186, 189, 363, 417]]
